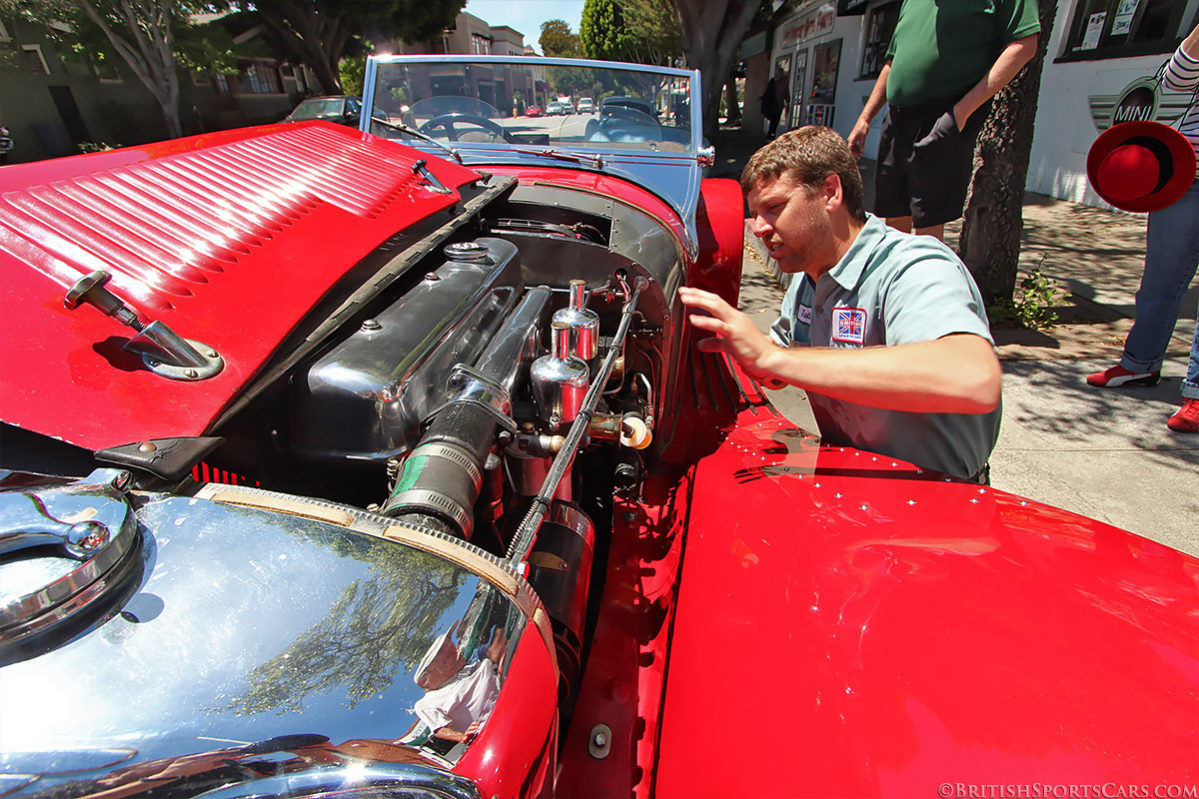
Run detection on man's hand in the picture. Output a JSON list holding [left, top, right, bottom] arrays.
[[679, 287, 782, 382], [849, 64, 890, 158], [848, 118, 871, 158]]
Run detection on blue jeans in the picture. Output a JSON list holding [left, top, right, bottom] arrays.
[[1120, 179, 1199, 399]]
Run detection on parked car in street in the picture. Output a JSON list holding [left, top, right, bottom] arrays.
[[525, 104, 542, 117], [577, 97, 595, 114], [598, 94, 657, 120], [2, 53, 1196, 799], [283, 95, 362, 126]]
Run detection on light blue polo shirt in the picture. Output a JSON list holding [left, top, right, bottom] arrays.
[[771, 214, 1001, 479]]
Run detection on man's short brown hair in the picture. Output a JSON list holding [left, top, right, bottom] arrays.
[[741, 126, 866, 222]]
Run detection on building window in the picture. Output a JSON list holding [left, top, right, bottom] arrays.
[[22, 44, 50, 75], [471, 33, 491, 55], [214, 73, 230, 94], [1060, 0, 1199, 61], [859, 1, 899, 79], [238, 60, 282, 94]]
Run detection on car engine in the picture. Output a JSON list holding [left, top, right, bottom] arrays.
[[186, 177, 683, 699]]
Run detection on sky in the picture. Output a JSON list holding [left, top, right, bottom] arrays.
[[463, 0, 587, 54]]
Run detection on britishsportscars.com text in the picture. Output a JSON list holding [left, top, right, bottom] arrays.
[[937, 785, 1197, 799]]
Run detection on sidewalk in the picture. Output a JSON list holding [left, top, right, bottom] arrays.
[[713, 126, 1198, 557]]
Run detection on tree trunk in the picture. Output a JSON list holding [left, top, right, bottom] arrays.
[[957, 0, 1057, 307], [78, 0, 183, 140], [157, 86, 183, 139], [673, 0, 760, 139]]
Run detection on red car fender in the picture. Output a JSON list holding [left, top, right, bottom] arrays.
[[690, 177, 746, 306], [651, 375, 1199, 797]]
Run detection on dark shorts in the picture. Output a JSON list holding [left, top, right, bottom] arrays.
[[874, 96, 990, 228]]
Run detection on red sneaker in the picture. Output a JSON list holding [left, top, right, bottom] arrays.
[[1086, 364, 1161, 387], [1167, 399, 1199, 433]]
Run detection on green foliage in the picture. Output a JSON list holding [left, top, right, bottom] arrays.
[[389, 0, 466, 44], [340, 52, 368, 96], [225, 0, 460, 95], [6, 0, 235, 73], [580, 0, 680, 66], [539, 19, 580, 57], [987, 261, 1070, 330], [176, 16, 238, 74], [77, 141, 120, 153], [580, 0, 633, 61], [622, 0, 680, 65]]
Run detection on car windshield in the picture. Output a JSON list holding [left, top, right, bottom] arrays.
[[364, 57, 696, 156], [291, 98, 348, 120]]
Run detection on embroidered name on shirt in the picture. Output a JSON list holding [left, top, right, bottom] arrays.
[[832, 307, 867, 344], [798, 304, 813, 324]]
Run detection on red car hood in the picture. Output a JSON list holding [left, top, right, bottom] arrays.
[[0, 122, 480, 451]]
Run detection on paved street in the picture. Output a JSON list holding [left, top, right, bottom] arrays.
[[716, 127, 1199, 558]]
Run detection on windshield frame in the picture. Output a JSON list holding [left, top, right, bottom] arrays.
[[361, 54, 707, 256]]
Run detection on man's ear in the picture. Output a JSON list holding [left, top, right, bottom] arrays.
[[822, 174, 844, 211]]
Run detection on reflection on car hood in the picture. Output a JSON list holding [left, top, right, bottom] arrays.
[[0, 476, 544, 798]]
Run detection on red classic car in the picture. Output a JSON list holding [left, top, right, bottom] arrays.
[[1, 55, 1196, 799]]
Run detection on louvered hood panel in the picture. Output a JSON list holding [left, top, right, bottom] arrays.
[[0, 122, 483, 451]]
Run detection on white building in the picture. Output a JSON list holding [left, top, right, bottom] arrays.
[[768, 0, 1198, 210]]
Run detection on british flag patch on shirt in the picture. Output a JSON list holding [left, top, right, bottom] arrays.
[[831, 307, 866, 344]]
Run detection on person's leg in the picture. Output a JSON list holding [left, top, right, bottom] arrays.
[[908, 106, 978, 232], [1167, 314, 1199, 432], [1121, 182, 1199, 373], [873, 110, 914, 222], [1181, 315, 1199, 401]]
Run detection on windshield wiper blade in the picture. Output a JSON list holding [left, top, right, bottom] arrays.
[[512, 147, 604, 169], [370, 116, 463, 163]]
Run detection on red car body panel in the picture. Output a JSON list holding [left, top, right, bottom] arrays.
[[5, 109, 1198, 799], [652, 389, 1199, 797], [0, 123, 479, 450], [555, 361, 1199, 797]]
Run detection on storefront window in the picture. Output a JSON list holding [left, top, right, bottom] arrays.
[[806, 38, 841, 127], [859, 1, 899, 79], [1060, 0, 1198, 61]]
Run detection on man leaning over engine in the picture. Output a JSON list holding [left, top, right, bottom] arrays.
[[679, 126, 1001, 482]]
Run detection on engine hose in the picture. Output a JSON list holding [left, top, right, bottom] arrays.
[[381, 286, 551, 537], [506, 277, 647, 564]]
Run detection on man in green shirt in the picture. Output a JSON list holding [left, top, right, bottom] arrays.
[[848, 0, 1040, 241]]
